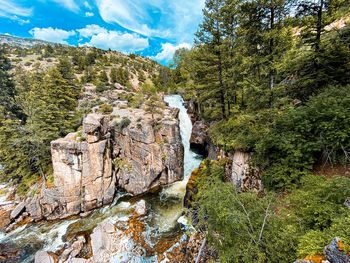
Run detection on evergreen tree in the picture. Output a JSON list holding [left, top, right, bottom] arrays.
[[99, 70, 109, 84], [110, 67, 117, 84], [296, 0, 347, 54], [195, 0, 228, 119], [0, 64, 80, 193], [0, 48, 23, 119], [117, 67, 129, 86]]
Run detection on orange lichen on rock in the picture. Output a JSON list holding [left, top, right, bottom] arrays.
[[304, 254, 325, 263], [0, 208, 11, 229], [125, 215, 154, 256], [337, 240, 345, 251]]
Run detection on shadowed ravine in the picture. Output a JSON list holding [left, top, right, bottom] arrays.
[[0, 95, 203, 263]]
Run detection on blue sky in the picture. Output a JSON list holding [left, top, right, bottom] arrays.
[[0, 0, 205, 64]]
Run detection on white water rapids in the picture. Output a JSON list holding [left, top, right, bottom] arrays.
[[0, 95, 203, 262]]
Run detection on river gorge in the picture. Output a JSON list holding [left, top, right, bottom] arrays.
[[0, 95, 203, 263]]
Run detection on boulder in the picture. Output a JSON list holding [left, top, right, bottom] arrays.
[[134, 200, 147, 216], [324, 237, 350, 263], [26, 197, 43, 221], [89, 218, 150, 263], [60, 236, 85, 262], [34, 251, 56, 263], [10, 202, 26, 220]]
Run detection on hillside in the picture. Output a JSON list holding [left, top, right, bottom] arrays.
[[1, 36, 169, 91], [0, 34, 53, 48], [0, 39, 172, 195]]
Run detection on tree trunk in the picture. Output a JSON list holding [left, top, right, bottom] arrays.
[[218, 55, 226, 119], [269, 6, 275, 107], [315, 0, 324, 54], [195, 238, 207, 263], [227, 95, 231, 116]]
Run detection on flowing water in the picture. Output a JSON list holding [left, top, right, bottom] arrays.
[[0, 95, 203, 262]]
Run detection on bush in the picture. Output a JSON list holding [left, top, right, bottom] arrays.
[[98, 103, 113, 114], [211, 85, 350, 190], [196, 160, 350, 262]]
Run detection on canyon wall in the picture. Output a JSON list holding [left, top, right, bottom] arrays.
[[23, 104, 184, 221]]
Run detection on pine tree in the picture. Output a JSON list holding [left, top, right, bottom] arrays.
[[116, 67, 129, 86], [99, 70, 109, 84], [195, 0, 228, 119], [110, 67, 117, 84], [237, 0, 292, 107], [0, 64, 80, 192], [297, 0, 348, 54], [0, 48, 23, 119]]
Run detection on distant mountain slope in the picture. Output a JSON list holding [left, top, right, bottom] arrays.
[[1, 35, 170, 92], [0, 34, 57, 48]]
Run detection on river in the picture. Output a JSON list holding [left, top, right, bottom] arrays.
[[0, 95, 203, 262]]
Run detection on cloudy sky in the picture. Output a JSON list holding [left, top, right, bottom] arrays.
[[0, 0, 205, 64]]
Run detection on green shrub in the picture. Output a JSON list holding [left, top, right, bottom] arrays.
[[99, 103, 113, 114], [211, 85, 350, 190], [196, 161, 350, 262]]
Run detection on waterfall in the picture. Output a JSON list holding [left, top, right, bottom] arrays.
[[0, 95, 203, 261], [162, 95, 203, 197]]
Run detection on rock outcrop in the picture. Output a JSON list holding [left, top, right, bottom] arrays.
[[23, 101, 184, 221], [190, 120, 209, 154], [207, 148, 263, 192], [227, 151, 262, 192], [324, 238, 350, 263]]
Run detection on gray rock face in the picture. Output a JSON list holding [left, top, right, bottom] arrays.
[[26, 104, 184, 220], [60, 236, 86, 262], [34, 251, 56, 263], [50, 137, 114, 218], [324, 237, 350, 263], [190, 120, 209, 148], [114, 110, 183, 195], [208, 149, 263, 192], [26, 197, 42, 221], [10, 201, 26, 219], [134, 199, 147, 217], [89, 217, 151, 263], [229, 151, 262, 192]]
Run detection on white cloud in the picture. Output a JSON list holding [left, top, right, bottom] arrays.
[[94, 0, 205, 42], [11, 16, 30, 25], [87, 31, 149, 53], [153, 42, 191, 62], [84, 1, 92, 10], [77, 24, 107, 38], [0, 0, 32, 20], [52, 0, 79, 12], [85, 12, 94, 17], [29, 27, 75, 44]]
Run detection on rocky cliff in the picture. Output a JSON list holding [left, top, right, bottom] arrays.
[[21, 96, 184, 221], [187, 109, 262, 192]]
